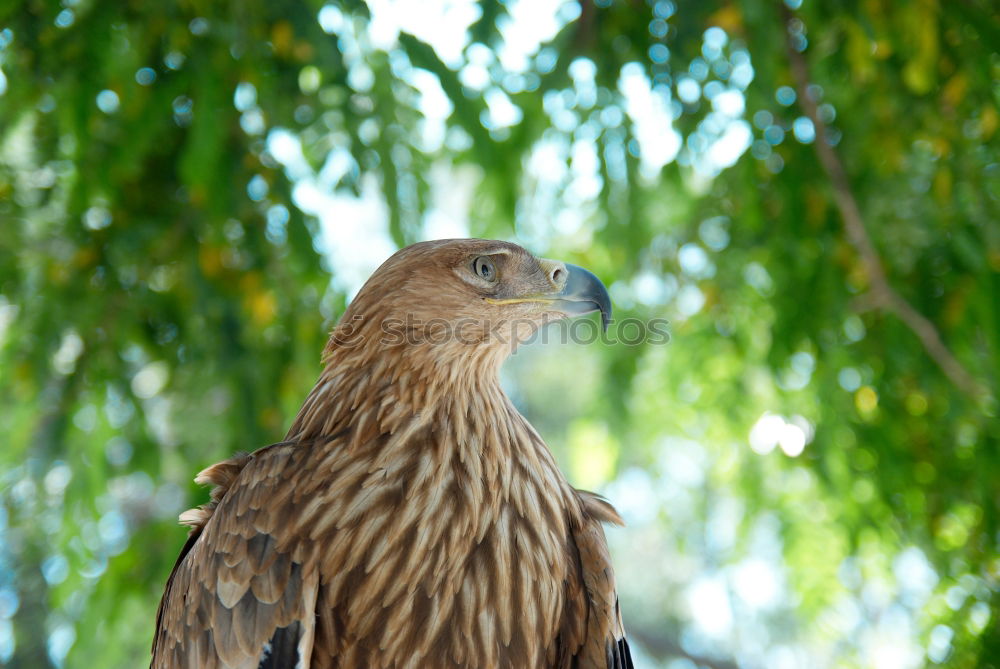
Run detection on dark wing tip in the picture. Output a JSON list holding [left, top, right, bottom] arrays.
[[606, 636, 635, 669], [618, 636, 635, 669], [257, 621, 302, 669]]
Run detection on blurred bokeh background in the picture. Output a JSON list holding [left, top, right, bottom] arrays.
[[1, 0, 998, 667]]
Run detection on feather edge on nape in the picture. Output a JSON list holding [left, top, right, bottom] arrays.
[[177, 452, 254, 534], [178, 507, 212, 530]]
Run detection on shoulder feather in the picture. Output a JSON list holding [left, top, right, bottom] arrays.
[[178, 452, 254, 533], [577, 489, 625, 527]]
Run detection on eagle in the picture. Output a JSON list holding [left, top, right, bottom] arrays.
[[151, 239, 633, 668]]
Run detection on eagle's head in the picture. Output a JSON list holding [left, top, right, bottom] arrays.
[[330, 239, 611, 363]]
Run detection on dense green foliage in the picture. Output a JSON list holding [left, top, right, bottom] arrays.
[[0, 0, 997, 667]]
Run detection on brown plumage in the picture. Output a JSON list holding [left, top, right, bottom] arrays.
[[151, 239, 633, 668]]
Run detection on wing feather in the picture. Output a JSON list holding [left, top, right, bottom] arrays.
[[257, 621, 303, 669], [151, 445, 321, 669], [561, 490, 634, 669]]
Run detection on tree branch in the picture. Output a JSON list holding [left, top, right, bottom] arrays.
[[779, 3, 989, 401]]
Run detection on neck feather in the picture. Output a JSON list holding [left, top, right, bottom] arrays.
[[286, 338, 511, 447]]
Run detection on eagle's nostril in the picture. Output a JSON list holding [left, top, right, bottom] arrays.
[[551, 267, 566, 284]]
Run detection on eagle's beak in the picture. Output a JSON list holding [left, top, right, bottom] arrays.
[[548, 263, 613, 332], [485, 260, 613, 331]]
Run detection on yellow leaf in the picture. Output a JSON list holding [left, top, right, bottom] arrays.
[[271, 21, 294, 58], [846, 21, 876, 83], [294, 41, 315, 62], [930, 136, 951, 159], [249, 290, 277, 325], [805, 187, 828, 229], [933, 169, 952, 203], [198, 245, 222, 278], [903, 60, 933, 95], [901, 1, 939, 94], [240, 271, 261, 292], [855, 386, 879, 417], [942, 277, 972, 328], [260, 406, 282, 431], [941, 73, 968, 108], [872, 38, 893, 59], [49, 262, 69, 284], [707, 5, 743, 35], [981, 105, 998, 139], [73, 247, 97, 268], [989, 250, 1000, 272], [905, 392, 928, 416]]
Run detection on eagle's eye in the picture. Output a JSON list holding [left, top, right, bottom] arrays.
[[472, 256, 497, 282]]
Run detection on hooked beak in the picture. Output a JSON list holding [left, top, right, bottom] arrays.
[[548, 263, 613, 332], [485, 259, 613, 331]]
